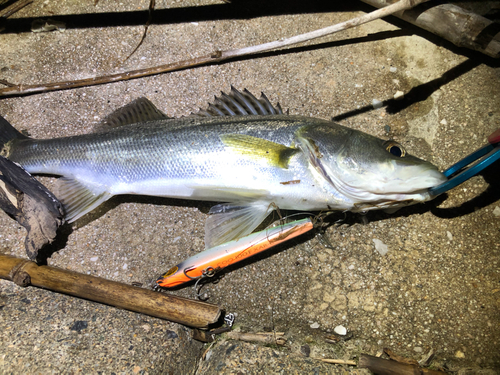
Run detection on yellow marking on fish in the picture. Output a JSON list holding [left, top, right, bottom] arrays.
[[220, 134, 298, 169]]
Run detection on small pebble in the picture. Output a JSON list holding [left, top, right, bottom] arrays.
[[414, 346, 423, 353], [373, 238, 389, 256], [310, 322, 320, 329], [394, 91, 404, 100], [90, 256, 98, 262], [372, 99, 383, 109], [493, 206, 500, 217], [447, 231, 453, 241], [389, 67, 397, 73], [440, 119, 448, 125], [300, 344, 311, 357], [334, 325, 347, 336], [455, 350, 465, 358]]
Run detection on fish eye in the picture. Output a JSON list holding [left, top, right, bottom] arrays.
[[384, 141, 406, 157]]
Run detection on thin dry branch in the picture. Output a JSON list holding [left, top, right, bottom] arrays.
[[121, 0, 156, 64], [0, 0, 33, 19], [0, 0, 429, 97], [314, 358, 357, 365]]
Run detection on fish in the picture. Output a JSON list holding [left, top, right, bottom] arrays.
[[0, 87, 446, 248], [157, 217, 314, 288]]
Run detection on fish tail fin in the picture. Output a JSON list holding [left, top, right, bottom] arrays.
[[0, 115, 29, 155]]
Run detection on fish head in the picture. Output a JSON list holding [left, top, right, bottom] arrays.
[[296, 123, 447, 210]]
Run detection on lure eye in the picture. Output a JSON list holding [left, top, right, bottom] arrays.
[[384, 141, 406, 157], [162, 266, 178, 278]]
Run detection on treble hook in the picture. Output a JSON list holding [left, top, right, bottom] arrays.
[[188, 266, 217, 300]]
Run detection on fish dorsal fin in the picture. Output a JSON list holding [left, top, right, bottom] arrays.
[[56, 178, 112, 222], [102, 97, 170, 128], [220, 133, 299, 169], [205, 202, 274, 249], [190, 87, 284, 117]]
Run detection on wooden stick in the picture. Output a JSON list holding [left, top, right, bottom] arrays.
[[0, 254, 222, 329], [360, 0, 500, 58], [225, 331, 286, 345], [315, 358, 357, 365], [0, 0, 33, 19], [0, 0, 429, 97]]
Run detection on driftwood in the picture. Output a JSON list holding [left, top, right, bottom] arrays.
[[360, 0, 500, 58], [0, 254, 223, 329], [359, 353, 446, 375], [0, 155, 64, 260], [0, 0, 429, 97]]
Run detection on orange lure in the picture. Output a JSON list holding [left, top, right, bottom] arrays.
[[157, 218, 313, 288]]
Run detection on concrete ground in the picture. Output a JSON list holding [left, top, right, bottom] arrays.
[[0, 0, 499, 373]]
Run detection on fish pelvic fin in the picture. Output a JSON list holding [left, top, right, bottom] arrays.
[[99, 97, 171, 130], [221, 134, 299, 169], [190, 87, 285, 117], [56, 178, 112, 223], [0, 115, 29, 158], [205, 202, 274, 249]]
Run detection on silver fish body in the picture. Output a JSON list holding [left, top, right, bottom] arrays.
[[0, 89, 446, 247]]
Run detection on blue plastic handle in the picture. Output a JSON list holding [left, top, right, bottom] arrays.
[[428, 141, 500, 197]]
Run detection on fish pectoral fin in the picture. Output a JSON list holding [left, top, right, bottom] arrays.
[[220, 134, 299, 169], [56, 178, 112, 223], [204, 202, 274, 249], [100, 97, 170, 129]]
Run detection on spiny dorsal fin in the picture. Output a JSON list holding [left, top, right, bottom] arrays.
[[101, 97, 170, 128], [190, 87, 285, 117]]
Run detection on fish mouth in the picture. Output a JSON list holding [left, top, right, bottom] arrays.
[[322, 161, 446, 209], [388, 165, 447, 194]]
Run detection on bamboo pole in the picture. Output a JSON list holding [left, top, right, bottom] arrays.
[[360, 0, 500, 58], [0, 254, 222, 329]]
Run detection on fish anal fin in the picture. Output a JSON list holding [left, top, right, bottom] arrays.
[[205, 202, 274, 249], [100, 97, 170, 129], [221, 134, 299, 169], [56, 178, 112, 223]]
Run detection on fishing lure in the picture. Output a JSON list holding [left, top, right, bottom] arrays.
[[157, 218, 313, 288]]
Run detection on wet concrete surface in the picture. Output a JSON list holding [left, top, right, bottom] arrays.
[[0, 0, 499, 373]]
